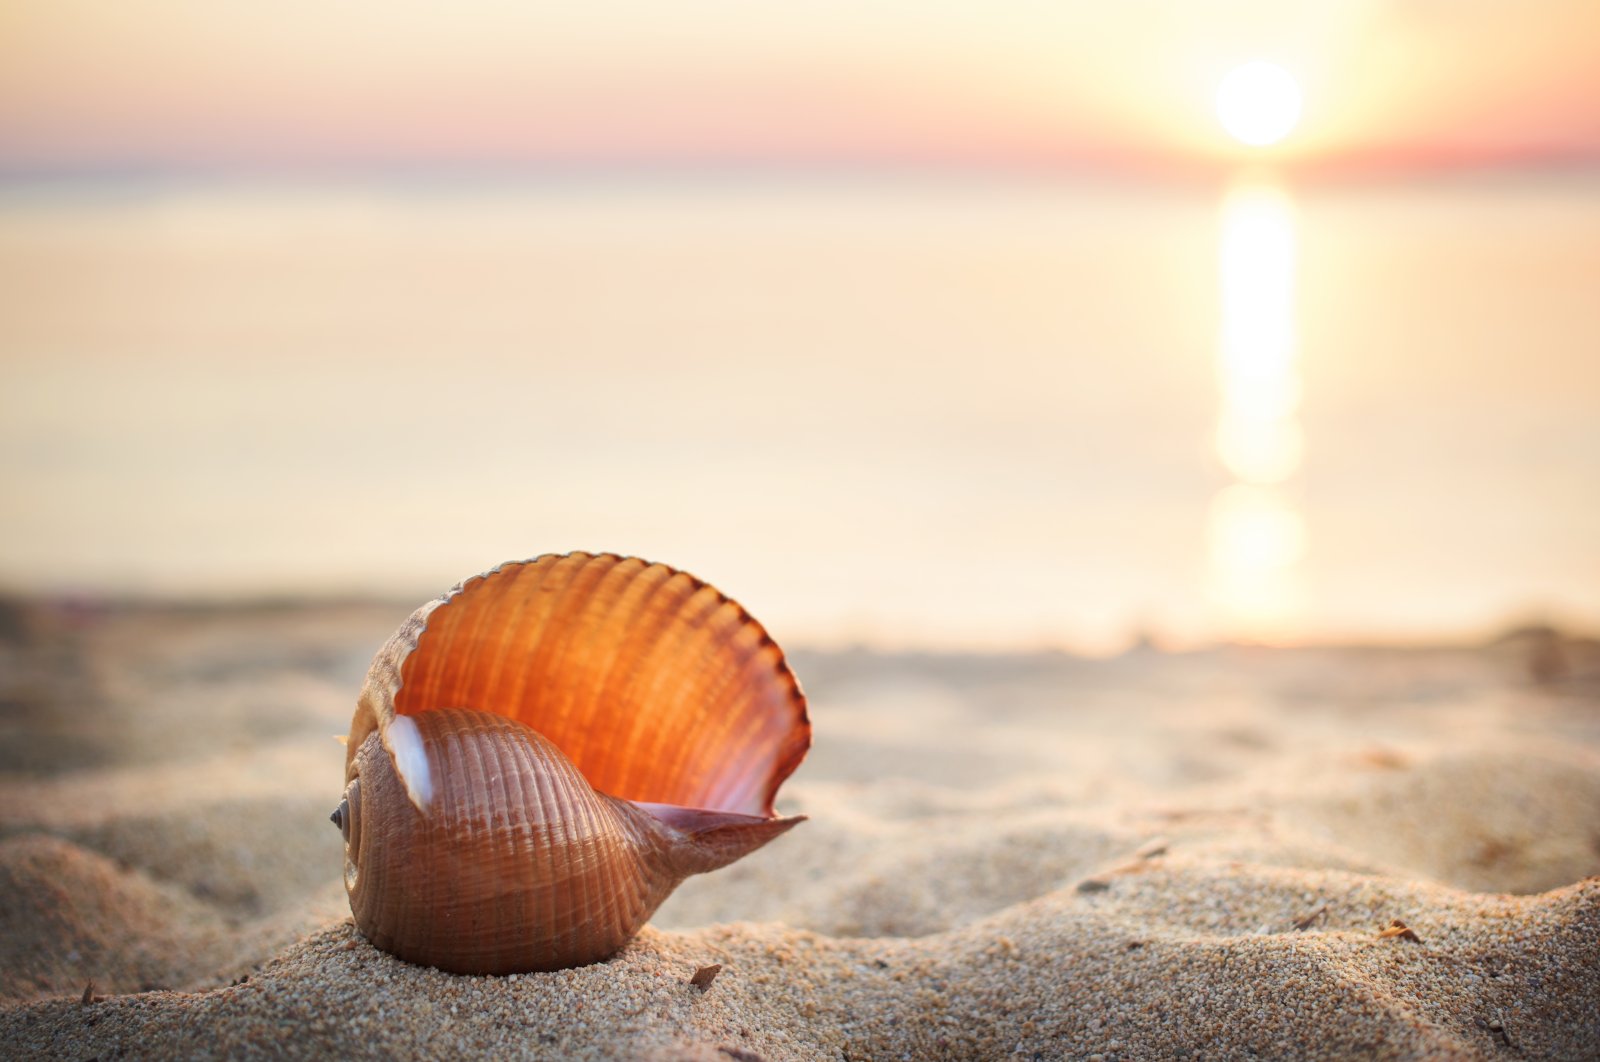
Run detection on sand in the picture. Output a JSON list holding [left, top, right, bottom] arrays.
[[1, 599, 1598, 1060]]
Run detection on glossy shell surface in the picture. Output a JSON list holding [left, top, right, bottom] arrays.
[[337, 553, 810, 973]]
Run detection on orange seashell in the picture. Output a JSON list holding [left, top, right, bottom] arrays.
[[333, 553, 810, 973]]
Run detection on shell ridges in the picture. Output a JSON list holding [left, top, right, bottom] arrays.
[[338, 552, 811, 973], [352, 551, 810, 817]]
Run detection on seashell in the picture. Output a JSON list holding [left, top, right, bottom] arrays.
[[332, 552, 810, 974]]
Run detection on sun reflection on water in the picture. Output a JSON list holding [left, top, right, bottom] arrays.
[[1210, 177, 1305, 639]]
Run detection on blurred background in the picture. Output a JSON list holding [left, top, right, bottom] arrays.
[[1, 0, 1597, 652]]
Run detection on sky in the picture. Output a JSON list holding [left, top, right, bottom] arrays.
[[2, 1, 1598, 179]]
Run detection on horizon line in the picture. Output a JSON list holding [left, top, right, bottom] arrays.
[[3, 148, 1599, 196]]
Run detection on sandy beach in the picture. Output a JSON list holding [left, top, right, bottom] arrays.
[[1, 598, 1597, 1060], [6, 2, 1600, 1058]]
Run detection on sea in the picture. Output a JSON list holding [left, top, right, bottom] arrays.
[[1, 169, 1596, 651]]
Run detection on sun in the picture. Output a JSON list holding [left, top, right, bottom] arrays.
[[1215, 62, 1303, 147]]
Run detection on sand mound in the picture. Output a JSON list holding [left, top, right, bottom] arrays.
[[57, 795, 346, 917], [1284, 750, 1600, 895], [0, 834, 239, 1003], [5, 872, 1596, 1059]]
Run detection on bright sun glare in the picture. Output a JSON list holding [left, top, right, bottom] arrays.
[[1215, 62, 1303, 147]]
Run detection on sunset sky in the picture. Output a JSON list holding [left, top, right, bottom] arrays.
[[3, 0, 1598, 179]]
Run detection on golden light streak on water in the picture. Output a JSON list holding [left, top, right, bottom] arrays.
[[1210, 177, 1304, 638]]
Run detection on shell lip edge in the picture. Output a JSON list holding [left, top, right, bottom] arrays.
[[631, 801, 807, 835]]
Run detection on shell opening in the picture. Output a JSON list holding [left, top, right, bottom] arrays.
[[386, 714, 434, 811]]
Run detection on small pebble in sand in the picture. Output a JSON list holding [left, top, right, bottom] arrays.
[[1292, 904, 1327, 930], [1377, 919, 1422, 942], [1134, 837, 1170, 860]]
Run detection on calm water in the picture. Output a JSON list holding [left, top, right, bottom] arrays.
[[1, 173, 1596, 650]]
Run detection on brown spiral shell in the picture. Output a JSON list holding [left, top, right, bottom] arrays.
[[335, 553, 811, 973]]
